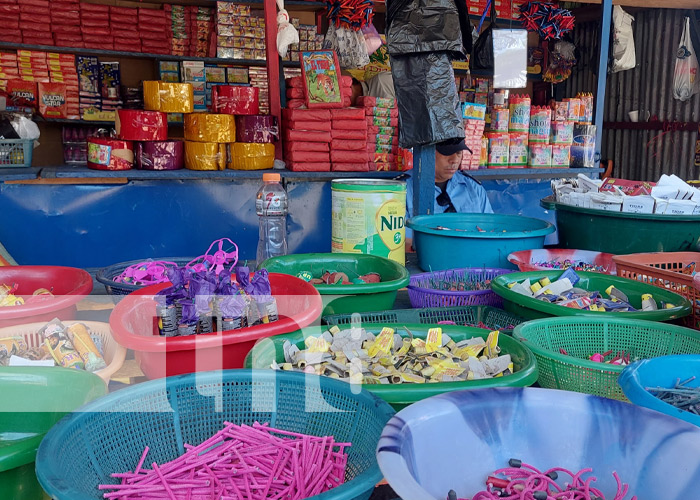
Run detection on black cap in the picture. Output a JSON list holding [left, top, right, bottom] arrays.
[[436, 138, 472, 156]]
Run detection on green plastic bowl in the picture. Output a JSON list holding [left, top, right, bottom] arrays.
[[244, 323, 538, 410], [260, 253, 410, 316], [541, 196, 700, 253], [514, 317, 700, 400], [406, 213, 555, 271], [0, 367, 106, 500], [491, 270, 692, 321]]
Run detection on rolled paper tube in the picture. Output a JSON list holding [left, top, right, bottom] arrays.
[[87, 137, 134, 170], [184, 113, 236, 143], [234, 115, 277, 143], [212, 85, 259, 115], [229, 143, 275, 170], [135, 140, 185, 170], [116, 109, 168, 141], [184, 141, 226, 170], [143, 81, 194, 113]]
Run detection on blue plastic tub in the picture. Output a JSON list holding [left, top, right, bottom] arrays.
[[36, 369, 395, 500], [619, 355, 700, 427], [406, 214, 555, 271], [377, 387, 700, 500]]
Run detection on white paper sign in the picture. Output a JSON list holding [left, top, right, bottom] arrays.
[[493, 29, 528, 89]]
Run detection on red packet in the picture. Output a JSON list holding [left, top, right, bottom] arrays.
[[38, 82, 67, 118], [300, 50, 343, 109]]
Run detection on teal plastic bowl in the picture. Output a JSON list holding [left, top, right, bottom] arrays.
[[407, 214, 555, 271]]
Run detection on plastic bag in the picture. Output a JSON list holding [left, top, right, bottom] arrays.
[[276, 0, 298, 58], [673, 17, 699, 102], [362, 24, 383, 56], [493, 29, 528, 88], [611, 6, 636, 73], [323, 24, 370, 69], [472, 0, 496, 71]]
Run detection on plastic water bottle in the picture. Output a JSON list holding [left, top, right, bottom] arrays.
[[256, 173, 288, 264]]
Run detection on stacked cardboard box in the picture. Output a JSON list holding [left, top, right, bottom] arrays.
[[52, 0, 82, 48], [77, 55, 101, 118], [283, 108, 331, 172], [216, 2, 266, 61], [188, 6, 214, 57], [111, 6, 141, 53], [48, 53, 79, 119], [139, 8, 170, 55], [166, 4, 188, 56], [331, 107, 369, 172], [81, 2, 111, 50], [0, 0, 20, 44], [18, 0, 52, 46], [181, 60, 207, 112], [249, 66, 269, 114]]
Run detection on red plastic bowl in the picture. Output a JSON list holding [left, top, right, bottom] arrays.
[[507, 249, 617, 274], [109, 273, 323, 379], [0, 266, 93, 327]]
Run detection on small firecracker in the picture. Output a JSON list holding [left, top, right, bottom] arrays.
[[519, 2, 575, 40], [647, 376, 700, 416], [296, 269, 382, 285], [326, 0, 374, 30]]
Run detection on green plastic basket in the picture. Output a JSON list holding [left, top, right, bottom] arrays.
[[513, 316, 700, 400], [491, 270, 692, 322], [244, 323, 539, 410], [322, 306, 525, 335], [260, 253, 410, 316]]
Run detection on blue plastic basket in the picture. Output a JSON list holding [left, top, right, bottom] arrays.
[[407, 267, 513, 308], [36, 369, 395, 500], [95, 257, 194, 298], [619, 355, 700, 427], [0, 139, 33, 168]]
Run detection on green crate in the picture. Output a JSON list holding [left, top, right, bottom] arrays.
[[514, 316, 700, 400], [322, 305, 525, 334], [244, 323, 538, 410]]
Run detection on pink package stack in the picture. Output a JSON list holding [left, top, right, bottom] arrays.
[[358, 95, 399, 171], [461, 118, 486, 170]]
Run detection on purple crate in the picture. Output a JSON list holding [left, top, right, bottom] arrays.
[[408, 267, 515, 308]]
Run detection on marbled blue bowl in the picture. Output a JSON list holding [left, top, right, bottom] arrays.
[[377, 387, 700, 500]]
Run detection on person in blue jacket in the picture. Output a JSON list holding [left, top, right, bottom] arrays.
[[405, 138, 493, 249]]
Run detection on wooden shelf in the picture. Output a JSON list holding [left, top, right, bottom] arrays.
[[0, 42, 301, 67]]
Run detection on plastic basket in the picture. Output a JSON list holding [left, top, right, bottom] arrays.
[[36, 370, 395, 500], [377, 387, 700, 500], [0, 266, 93, 328], [619, 354, 700, 427], [0, 367, 106, 500], [0, 320, 126, 385], [492, 270, 692, 322], [109, 273, 323, 379], [0, 139, 33, 168], [95, 257, 194, 299], [407, 267, 513, 308], [513, 316, 700, 400], [613, 252, 700, 329], [508, 248, 617, 274], [244, 324, 538, 410], [322, 305, 525, 334]]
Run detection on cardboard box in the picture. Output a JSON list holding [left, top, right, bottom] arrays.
[[588, 193, 622, 212], [621, 195, 655, 214]]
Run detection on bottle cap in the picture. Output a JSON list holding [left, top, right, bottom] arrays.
[[263, 173, 281, 182]]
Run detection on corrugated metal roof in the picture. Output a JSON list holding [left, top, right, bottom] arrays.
[[564, 9, 700, 180]]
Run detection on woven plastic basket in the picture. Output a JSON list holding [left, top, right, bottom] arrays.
[[407, 267, 513, 308], [514, 316, 700, 400], [323, 305, 525, 334], [95, 257, 194, 298], [614, 252, 700, 329], [36, 370, 395, 500], [0, 139, 33, 168]]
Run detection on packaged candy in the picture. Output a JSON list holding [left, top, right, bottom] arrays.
[[66, 323, 106, 372], [39, 319, 85, 370]]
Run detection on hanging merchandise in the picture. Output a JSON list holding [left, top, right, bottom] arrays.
[[472, 0, 496, 71], [611, 6, 636, 73], [386, 0, 472, 147], [518, 2, 574, 41], [543, 40, 577, 83], [276, 0, 299, 58], [673, 17, 700, 102], [325, 0, 374, 30], [361, 24, 383, 56], [493, 29, 528, 88], [323, 24, 371, 69]]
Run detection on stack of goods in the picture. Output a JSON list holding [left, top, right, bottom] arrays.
[[553, 173, 700, 215], [359, 96, 398, 171], [180, 60, 207, 112], [47, 53, 79, 119], [188, 6, 214, 57], [273, 327, 514, 384], [205, 65, 227, 110], [217, 2, 266, 61], [122, 87, 143, 110], [0, 319, 107, 372], [466, 0, 527, 20], [155, 267, 278, 336], [165, 4, 188, 56], [462, 102, 487, 170], [283, 108, 331, 172], [51, 0, 82, 49], [0, 1, 19, 44], [62, 125, 102, 165], [184, 112, 235, 170], [77, 56, 101, 119], [110, 6, 141, 53], [98, 61, 123, 115], [508, 268, 666, 312], [19, 0, 53, 46], [0, 51, 45, 113], [139, 8, 170, 56], [282, 23, 325, 63], [80, 2, 110, 51], [249, 66, 270, 113], [331, 107, 369, 172], [158, 61, 184, 124]]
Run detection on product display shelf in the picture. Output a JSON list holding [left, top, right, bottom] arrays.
[[0, 42, 301, 67]]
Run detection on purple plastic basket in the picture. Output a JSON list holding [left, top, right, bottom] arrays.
[[407, 267, 514, 308]]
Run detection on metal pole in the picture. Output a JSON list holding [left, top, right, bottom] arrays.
[[412, 145, 435, 216], [594, 0, 613, 168]]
